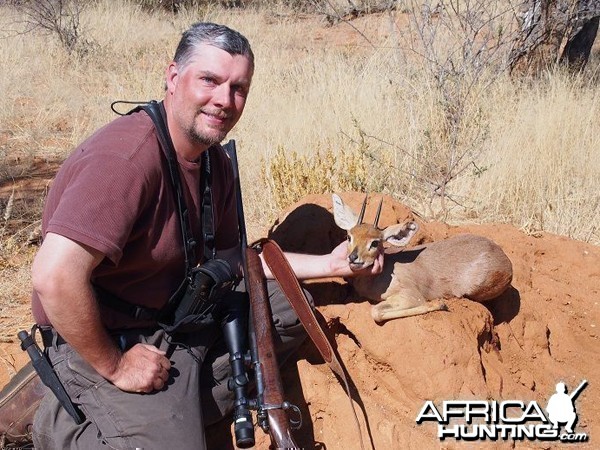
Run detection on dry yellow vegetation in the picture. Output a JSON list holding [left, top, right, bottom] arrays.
[[1, 1, 598, 246], [0, 1, 598, 274]]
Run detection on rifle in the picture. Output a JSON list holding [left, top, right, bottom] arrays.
[[224, 140, 300, 448], [223, 140, 366, 450]]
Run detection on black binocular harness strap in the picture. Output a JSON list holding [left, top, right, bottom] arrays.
[[97, 100, 217, 321]]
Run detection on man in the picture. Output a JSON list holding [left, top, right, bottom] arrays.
[[31, 22, 382, 449]]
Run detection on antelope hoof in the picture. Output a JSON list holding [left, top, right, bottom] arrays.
[[371, 306, 385, 324]]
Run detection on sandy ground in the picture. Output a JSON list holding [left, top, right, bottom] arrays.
[[1, 188, 599, 450], [206, 192, 599, 449]]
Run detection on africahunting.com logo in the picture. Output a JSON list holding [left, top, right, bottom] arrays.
[[416, 380, 589, 443]]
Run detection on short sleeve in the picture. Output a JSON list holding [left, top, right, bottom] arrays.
[[46, 153, 150, 265]]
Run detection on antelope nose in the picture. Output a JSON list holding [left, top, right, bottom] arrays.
[[348, 251, 359, 263]]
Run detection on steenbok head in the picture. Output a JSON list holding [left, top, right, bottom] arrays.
[[332, 194, 419, 270]]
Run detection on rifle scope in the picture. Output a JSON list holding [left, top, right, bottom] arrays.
[[221, 298, 255, 448]]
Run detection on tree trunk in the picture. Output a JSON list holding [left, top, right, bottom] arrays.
[[510, 0, 599, 75], [561, 15, 599, 70]]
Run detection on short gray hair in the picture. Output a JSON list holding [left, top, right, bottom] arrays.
[[173, 22, 254, 69]]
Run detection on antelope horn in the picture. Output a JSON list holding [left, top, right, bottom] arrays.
[[357, 194, 368, 224], [374, 197, 383, 229]]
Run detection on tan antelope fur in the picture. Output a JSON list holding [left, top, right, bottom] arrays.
[[332, 194, 513, 323]]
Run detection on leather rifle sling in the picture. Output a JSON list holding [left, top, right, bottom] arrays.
[[256, 238, 367, 450]]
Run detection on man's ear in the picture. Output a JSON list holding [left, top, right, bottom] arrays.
[[382, 221, 419, 247], [165, 62, 179, 93], [332, 194, 358, 231]]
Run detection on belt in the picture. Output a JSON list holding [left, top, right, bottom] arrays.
[[37, 326, 158, 351], [38, 327, 68, 348]]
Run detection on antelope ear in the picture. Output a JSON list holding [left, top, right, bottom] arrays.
[[382, 221, 419, 247], [332, 194, 358, 231]]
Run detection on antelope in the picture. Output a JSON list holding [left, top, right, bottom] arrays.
[[332, 194, 513, 323]]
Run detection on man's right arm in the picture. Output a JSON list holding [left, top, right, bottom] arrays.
[[259, 241, 384, 280], [31, 232, 171, 393]]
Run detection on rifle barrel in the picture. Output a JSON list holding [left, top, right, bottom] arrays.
[[224, 140, 298, 448], [569, 380, 588, 400], [224, 140, 248, 258]]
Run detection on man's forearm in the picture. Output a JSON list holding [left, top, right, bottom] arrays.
[[259, 241, 383, 281], [38, 283, 122, 380], [38, 282, 171, 393], [32, 233, 170, 393], [31, 232, 121, 379], [260, 252, 344, 280]]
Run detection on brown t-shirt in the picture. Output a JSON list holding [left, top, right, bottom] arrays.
[[32, 108, 239, 329]]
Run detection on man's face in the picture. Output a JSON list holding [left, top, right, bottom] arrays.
[[166, 43, 253, 149]]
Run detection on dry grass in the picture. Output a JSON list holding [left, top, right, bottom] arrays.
[[0, 1, 598, 328], [468, 74, 600, 241], [264, 143, 379, 210]]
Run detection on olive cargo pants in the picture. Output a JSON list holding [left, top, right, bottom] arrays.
[[32, 281, 310, 450]]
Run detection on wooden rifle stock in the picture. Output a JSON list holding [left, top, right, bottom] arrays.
[[245, 246, 298, 448], [224, 139, 299, 448]]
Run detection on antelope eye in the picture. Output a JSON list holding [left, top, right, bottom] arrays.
[[370, 240, 380, 249]]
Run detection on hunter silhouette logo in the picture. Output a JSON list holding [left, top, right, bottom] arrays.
[[546, 380, 587, 434], [416, 380, 589, 443]]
